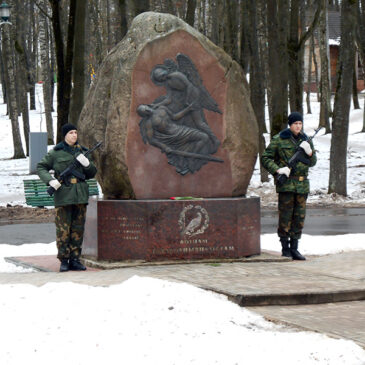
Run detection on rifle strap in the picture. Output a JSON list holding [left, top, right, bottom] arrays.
[[290, 136, 301, 146]]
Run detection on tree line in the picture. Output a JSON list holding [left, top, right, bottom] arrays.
[[1, 0, 364, 196]]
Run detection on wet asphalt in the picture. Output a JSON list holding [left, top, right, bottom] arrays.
[[261, 207, 365, 236], [0, 207, 364, 245]]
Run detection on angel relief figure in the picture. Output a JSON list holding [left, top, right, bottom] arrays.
[[136, 53, 223, 175]]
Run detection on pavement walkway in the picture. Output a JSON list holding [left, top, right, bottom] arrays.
[[2, 250, 365, 349]]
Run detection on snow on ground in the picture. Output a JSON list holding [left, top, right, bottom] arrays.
[[262, 233, 365, 256], [1, 276, 365, 365], [1, 86, 365, 364], [0, 242, 57, 273]]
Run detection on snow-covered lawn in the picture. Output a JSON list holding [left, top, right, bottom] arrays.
[[1, 276, 364, 365]]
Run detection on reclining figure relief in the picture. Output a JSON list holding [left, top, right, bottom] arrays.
[[137, 53, 223, 175]]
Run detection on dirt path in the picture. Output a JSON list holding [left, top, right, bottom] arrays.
[[0, 206, 55, 225]]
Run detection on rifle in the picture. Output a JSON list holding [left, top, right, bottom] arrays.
[[47, 141, 102, 196], [167, 149, 223, 163], [277, 127, 322, 186]]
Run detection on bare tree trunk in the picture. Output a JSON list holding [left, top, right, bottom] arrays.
[[328, 0, 357, 196], [113, 0, 127, 42], [258, 0, 269, 107], [39, 0, 54, 144], [197, 0, 207, 35], [288, 0, 321, 115], [356, 22, 363, 134], [150, 0, 174, 14], [49, 0, 66, 141], [185, 0, 196, 26], [222, 0, 239, 61], [49, 0, 77, 142], [133, 0, 149, 16], [49, 22, 56, 111], [14, 0, 31, 155], [88, 0, 103, 73], [101, 1, 111, 59], [311, 35, 320, 102], [10, 2, 22, 118], [240, 0, 250, 72], [267, 0, 289, 137], [318, 0, 331, 132], [362, 95, 365, 133], [288, 0, 302, 114], [69, 0, 86, 126], [1, 24, 25, 159], [28, 0, 36, 110], [306, 35, 313, 114], [106, 0, 113, 51], [0, 46, 6, 104], [352, 58, 360, 109], [119, 0, 128, 39], [210, 0, 224, 47], [247, 0, 268, 182], [17, 61, 30, 155], [355, 0, 365, 133]]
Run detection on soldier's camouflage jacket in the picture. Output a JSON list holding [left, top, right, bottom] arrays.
[[261, 128, 317, 194], [37, 141, 97, 207]]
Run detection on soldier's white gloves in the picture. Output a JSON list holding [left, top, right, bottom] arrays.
[[300, 141, 312, 156], [76, 154, 90, 167], [277, 167, 290, 177], [49, 179, 61, 190]]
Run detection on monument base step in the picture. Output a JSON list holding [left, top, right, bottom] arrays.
[[81, 250, 290, 270]]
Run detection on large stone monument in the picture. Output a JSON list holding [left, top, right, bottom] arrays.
[[79, 12, 260, 263]]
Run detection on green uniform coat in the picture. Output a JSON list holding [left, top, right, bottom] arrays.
[[261, 128, 317, 194], [37, 141, 97, 207]]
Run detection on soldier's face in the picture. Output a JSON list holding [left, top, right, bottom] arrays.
[[290, 121, 303, 136], [65, 130, 78, 146]]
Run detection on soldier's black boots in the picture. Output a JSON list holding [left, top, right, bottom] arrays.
[[69, 258, 87, 271], [280, 237, 292, 258], [290, 239, 306, 260], [59, 259, 69, 272]]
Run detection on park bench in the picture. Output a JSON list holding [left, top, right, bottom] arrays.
[[23, 179, 99, 207]]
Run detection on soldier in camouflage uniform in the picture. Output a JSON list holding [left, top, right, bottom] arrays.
[[37, 124, 97, 272], [261, 112, 317, 260]]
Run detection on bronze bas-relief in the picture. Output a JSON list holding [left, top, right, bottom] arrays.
[[137, 53, 223, 176]]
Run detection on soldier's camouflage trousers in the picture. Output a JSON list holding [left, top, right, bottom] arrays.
[[55, 204, 87, 261], [278, 192, 308, 240]]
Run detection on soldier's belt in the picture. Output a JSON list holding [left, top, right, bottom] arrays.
[[289, 176, 307, 181]]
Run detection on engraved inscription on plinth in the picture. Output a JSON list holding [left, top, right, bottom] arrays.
[[83, 197, 260, 262], [97, 202, 147, 260]]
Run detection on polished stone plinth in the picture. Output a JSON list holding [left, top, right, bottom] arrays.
[[82, 196, 260, 262]]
